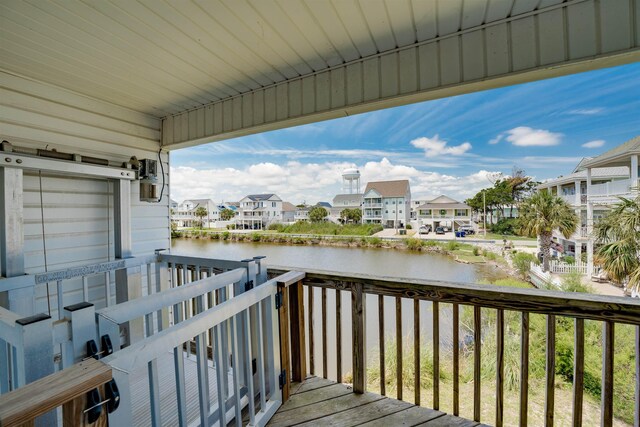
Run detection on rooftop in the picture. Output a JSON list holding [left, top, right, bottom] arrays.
[[364, 180, 411, 198], [537, 166, 629, 188]]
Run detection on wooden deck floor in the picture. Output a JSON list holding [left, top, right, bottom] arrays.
[[268, 377, 483, 427], [130, 350, 234, 426]]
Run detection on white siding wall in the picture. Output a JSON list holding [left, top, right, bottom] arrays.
[[1, 71, 166, 314]]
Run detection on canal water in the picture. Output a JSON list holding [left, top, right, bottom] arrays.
[[171, 239, 508, 379]]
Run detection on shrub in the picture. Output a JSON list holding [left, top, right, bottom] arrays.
[[367, 237, 382, 247], [268, 223, 285, 232], [406, 224, 412, 230], [486, 251, 497, 261], [472, 246, 480, 256], [445, 241, 459, 251], [222, 231, 230, 240], [512, 252, 538, 279], [490, 217, 519, 235], [561, 271, 592, 293], [226, 223, 236, 230], [423, 240, 438, 247], [250, 233, 261, 242], [561, 255, 575, 264], [405, 238, 423, 251]]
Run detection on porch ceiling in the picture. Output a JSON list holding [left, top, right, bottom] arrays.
[[1, 0, 565, 117]]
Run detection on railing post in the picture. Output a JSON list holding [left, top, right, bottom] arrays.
[[289, 280, 306, 382], [15, 313, 56, 426], [65, 302, 97, 364], [154, 257, 170, 331], [352, 281, 365, 394], [276, 280, 291, 401], [107, 368, 133, 426]]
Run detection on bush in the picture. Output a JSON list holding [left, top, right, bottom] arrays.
[[472, 246, 480, 256], [267, 223, 285, 232], [512, 252, 538, 279], [561, 271, 592, 293], [222, 231, 230, 240], [406, 224, 412, 230], [405, 238, 423, 251], [226, 223, 236, 230], [250, 233, 261, 242], [561, 255, 575, 264], [445, 241, 459, 251], [489, 217, 519, 235], [423, 240, 438, 247], [367, 237, 383, 247], [486, 251, 497, 261]]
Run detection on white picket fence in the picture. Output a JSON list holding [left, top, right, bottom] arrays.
[[529, 262, 562, 289], [549, 260, 588, 274]]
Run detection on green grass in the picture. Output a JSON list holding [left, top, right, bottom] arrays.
[[479, 232, 536, 241], [280, 222, 383, 236]]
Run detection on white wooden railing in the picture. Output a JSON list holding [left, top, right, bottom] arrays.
[[550, 260, 588, 274], [590, 178, 632, 197], [529, 262, 562, 289]]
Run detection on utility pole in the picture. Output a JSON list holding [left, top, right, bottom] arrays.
[[483, 190, 487, 238]]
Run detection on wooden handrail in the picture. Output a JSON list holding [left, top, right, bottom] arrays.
[[0, 359, 112, 427], [268, 266, 640, 426], [268, 267, 640, 324]]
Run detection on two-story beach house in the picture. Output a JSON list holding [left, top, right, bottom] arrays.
[[416, 195, 472, 231], [537, 136, 639, 275], [329, 194, 363, 223], [362, 180, 411, 228], [237, 194, 283, 229], [172, 198, 220, 228]]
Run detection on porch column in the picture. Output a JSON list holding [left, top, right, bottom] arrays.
[[0, 167, 33, 316], [114, 179, 143, 344], [574, 180, 581, 205], [575, 242, 582, 262], [586, 240, 594, 277], [556, 184, 561, 196], [631, 155, 638, 190]]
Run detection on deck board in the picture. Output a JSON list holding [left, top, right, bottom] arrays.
[[268, 377, 476, 427], [130, 350, 234, 426]]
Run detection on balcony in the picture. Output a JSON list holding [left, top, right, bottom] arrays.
[[589, 178, 636, 197], [362, 202, 383, 208], [1, 255, 639, 426]]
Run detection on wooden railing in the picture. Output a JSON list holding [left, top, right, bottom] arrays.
[[0, 358, 112, 426], [269, 266, 640, 427]]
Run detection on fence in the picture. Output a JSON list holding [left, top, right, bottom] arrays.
[[550, 260, 588, 275]]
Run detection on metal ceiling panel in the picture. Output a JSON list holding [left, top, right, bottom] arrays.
[[0, 0, 559, 118]]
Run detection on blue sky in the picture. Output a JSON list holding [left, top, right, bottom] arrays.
[[171, 62, 640, 204]]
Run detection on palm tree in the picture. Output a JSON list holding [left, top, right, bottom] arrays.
[[519, 191, 578, 271], [594, 196, 640, 295], [194, 206, 208, 229]]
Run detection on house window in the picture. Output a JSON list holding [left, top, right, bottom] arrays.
[[272, 202, 276, 207], [385, 210, 388, 213], [399, 210, 402, 213], [385, 201, 388, 205], [455, 209, 468, 216]]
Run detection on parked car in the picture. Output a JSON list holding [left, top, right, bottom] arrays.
[[435, 227, 445, 235], [419, 225, 431, 234], [459, 225, 475, 235]]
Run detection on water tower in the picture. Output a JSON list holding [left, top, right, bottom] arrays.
[[342, 168, 361, 194]]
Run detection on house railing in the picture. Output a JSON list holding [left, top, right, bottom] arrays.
[[269, 266, 640, 427], [590, 179, 633, 197], [102, 269, 293, 426]]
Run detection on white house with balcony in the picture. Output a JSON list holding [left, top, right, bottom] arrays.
[[362, 180, 411, 228], [416, 196, 472, 231], [538, 135, 640, 275], [172, 198, 222, 228], [237, 194, 283, 229]]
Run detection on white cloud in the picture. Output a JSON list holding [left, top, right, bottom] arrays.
[[170, 158, 500, 205], [488, 134, 503, 145], [503, 127, 562, 147], [410, 135, 472, 157], [582, 140, 605, 148], [569, 108, 604, 115]]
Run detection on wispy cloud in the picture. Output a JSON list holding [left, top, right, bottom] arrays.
[[501, 127, 563, 147], [410, 135, 472, 157], [488, 135, 503, 145], [569, 108, 604, 115], [582, 140, 605, 148]]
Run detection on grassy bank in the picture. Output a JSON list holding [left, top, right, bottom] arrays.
[[173, 232, 505, 266], [270, 222, 383, 236]]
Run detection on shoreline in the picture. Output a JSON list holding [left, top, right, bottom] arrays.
[[172, 229, 520, 279]]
